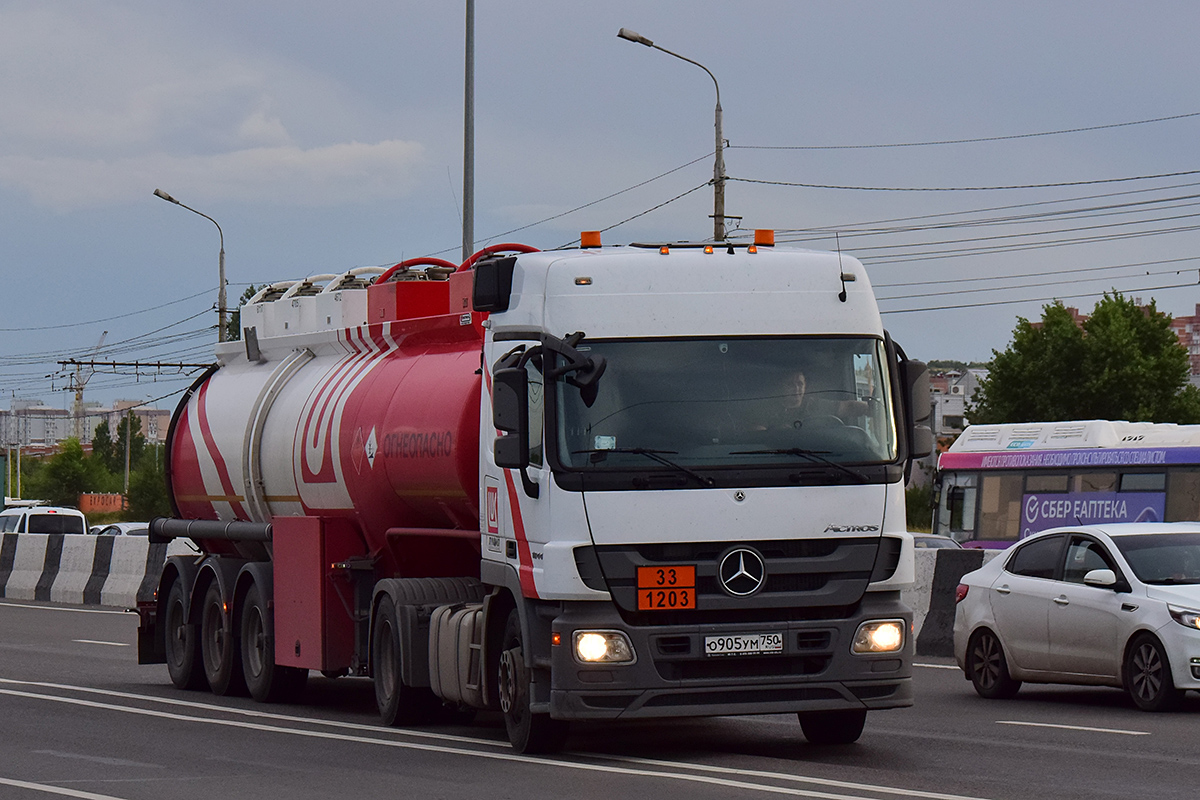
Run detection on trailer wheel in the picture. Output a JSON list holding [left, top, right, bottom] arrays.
[[497, 609, 567, 754], [241, 583, 307, 703], [372, 596, 438, 725], [798, 709, 867, 745], [200, 581, 246, 696], [164, 580, 206, 690]]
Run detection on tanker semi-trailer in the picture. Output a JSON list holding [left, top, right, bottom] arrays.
[[139, 232, 932, 753]]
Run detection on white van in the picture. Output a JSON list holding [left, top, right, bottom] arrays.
[[0, 506, 88, 534]]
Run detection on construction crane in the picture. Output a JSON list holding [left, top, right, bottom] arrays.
[[70, 331, 107, 440]]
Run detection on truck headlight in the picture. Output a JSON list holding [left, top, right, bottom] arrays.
[[573, 630, 636, 664], [852, 620, 905, 654]]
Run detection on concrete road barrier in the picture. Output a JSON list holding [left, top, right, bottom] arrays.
[[0, 532, 196, 608], [2, 532, 1004, 649]]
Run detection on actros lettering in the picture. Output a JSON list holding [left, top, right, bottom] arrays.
[[824, 524, 880, 533], [383, 431, 454, 458]]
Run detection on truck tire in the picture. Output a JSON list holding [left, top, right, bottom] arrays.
[[240, 582, 308, 703], [164, 580, 206, 690], [798, 708, 867, 745], [497, 609, 567, 754], [372, 595, 439, 725], [201, 581, 247, 696]]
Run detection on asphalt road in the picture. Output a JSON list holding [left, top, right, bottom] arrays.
[[1, 598, 1196, 800]]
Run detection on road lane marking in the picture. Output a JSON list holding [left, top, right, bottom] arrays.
[[914, 663, 960, 670], [0, 602, 128, 616], [0, 776, 132, 799], [0, 683, 1004, 800], [71, 640, 130, 647], [996, 720, 1150, 736], [33, 750, 160, 769]]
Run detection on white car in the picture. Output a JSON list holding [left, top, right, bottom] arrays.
[[0, 505, 88, 535], [954, 523, 1200, 711], [90, 522, 149, 536]]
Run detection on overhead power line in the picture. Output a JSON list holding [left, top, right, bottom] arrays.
[[733, 110, 1200, 151], [728, 169, 1200, 193]]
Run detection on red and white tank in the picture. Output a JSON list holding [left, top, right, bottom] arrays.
[[165, 262, 486, 572]]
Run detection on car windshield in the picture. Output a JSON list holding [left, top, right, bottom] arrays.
[[0, 514, 19, 532], [1112, 532, 1200, 585], [555, 336, 896, 469]]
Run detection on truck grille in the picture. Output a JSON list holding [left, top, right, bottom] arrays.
[[581, 537, 881, 625]]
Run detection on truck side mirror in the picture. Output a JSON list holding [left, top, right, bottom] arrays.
[[904, 359, 933, 458], [473, 256, 517, 312], [493, 367, 529, 469]]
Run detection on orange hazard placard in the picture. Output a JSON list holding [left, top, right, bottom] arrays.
[[637, 565, 696, 610]]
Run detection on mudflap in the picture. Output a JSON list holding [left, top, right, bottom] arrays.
[[137, 599, 165, 664]]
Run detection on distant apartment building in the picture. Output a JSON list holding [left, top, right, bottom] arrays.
[[1169, 303, 1200, 387], [0, 399, 170, 450], [928, 368, 985, 436]]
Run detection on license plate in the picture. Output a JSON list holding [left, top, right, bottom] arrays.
[[704, 632, 784, 657], [637, 565, 696, 610]]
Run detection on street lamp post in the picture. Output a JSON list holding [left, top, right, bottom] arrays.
[[618, 27, 726, 242], [153, 189, 228, 342]]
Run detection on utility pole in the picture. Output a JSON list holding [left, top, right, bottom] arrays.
[[462, 0, 475, 262], [123, 412, 132, 497]]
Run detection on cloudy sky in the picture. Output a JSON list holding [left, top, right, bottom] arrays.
[[4, 1, 1200, 412]]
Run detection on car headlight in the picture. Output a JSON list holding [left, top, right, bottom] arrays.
[[1168, 605, 1200, 629], [852, 619, 905, 654], [573, 630, 636, 664]]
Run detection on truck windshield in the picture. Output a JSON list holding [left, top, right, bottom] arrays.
[[555, 337, 896, 470]]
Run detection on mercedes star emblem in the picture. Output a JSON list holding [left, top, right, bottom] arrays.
[[717, 547, 766, 597]]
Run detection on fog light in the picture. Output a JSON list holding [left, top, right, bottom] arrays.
[[852, 620, 905, 654], [573, 630, 636, 664], [1191, 657, 1200, 680]]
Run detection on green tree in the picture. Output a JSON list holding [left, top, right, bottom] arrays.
[[91, 419, 117, 474], [23, 439, 109, 508], [114, 412, 147, 474], [126, 447, 170, 519], [969, 293, 1200, 424]]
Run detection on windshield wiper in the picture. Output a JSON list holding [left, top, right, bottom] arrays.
[[729, 447, 870, 483], [572, 447, 715, 487]]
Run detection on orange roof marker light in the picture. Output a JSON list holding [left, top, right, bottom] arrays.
[[581, 231, 602, 248], [703, 245, 714, 254], [754, 229, 775, 247], [659, 245, 670, 255]]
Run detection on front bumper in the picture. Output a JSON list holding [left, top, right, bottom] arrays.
[[549, 592, 912, 719]]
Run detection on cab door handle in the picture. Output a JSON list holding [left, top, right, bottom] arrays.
[[1053, 596, 1070, 606], [995, 585, 1011, 595]]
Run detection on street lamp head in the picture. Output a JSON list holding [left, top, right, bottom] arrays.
[[153, 188, 179, 205], [617, 27, 654, 47]]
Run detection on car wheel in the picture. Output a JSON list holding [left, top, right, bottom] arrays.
[[798, 709, 867, 745], [1124, 634, 1184, 712], [497, 609, 568, 753], [966, 629, 1021, 699], [164, 580, 206, 690]]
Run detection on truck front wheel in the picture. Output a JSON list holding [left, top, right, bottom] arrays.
[[164, 580, 205, 690], [241, 583, 307, 703], [497, 609, 567, 754], [200, 582, 246, 696]]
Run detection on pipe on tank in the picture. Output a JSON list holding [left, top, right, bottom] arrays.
[[150, 517, 272, 544]]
